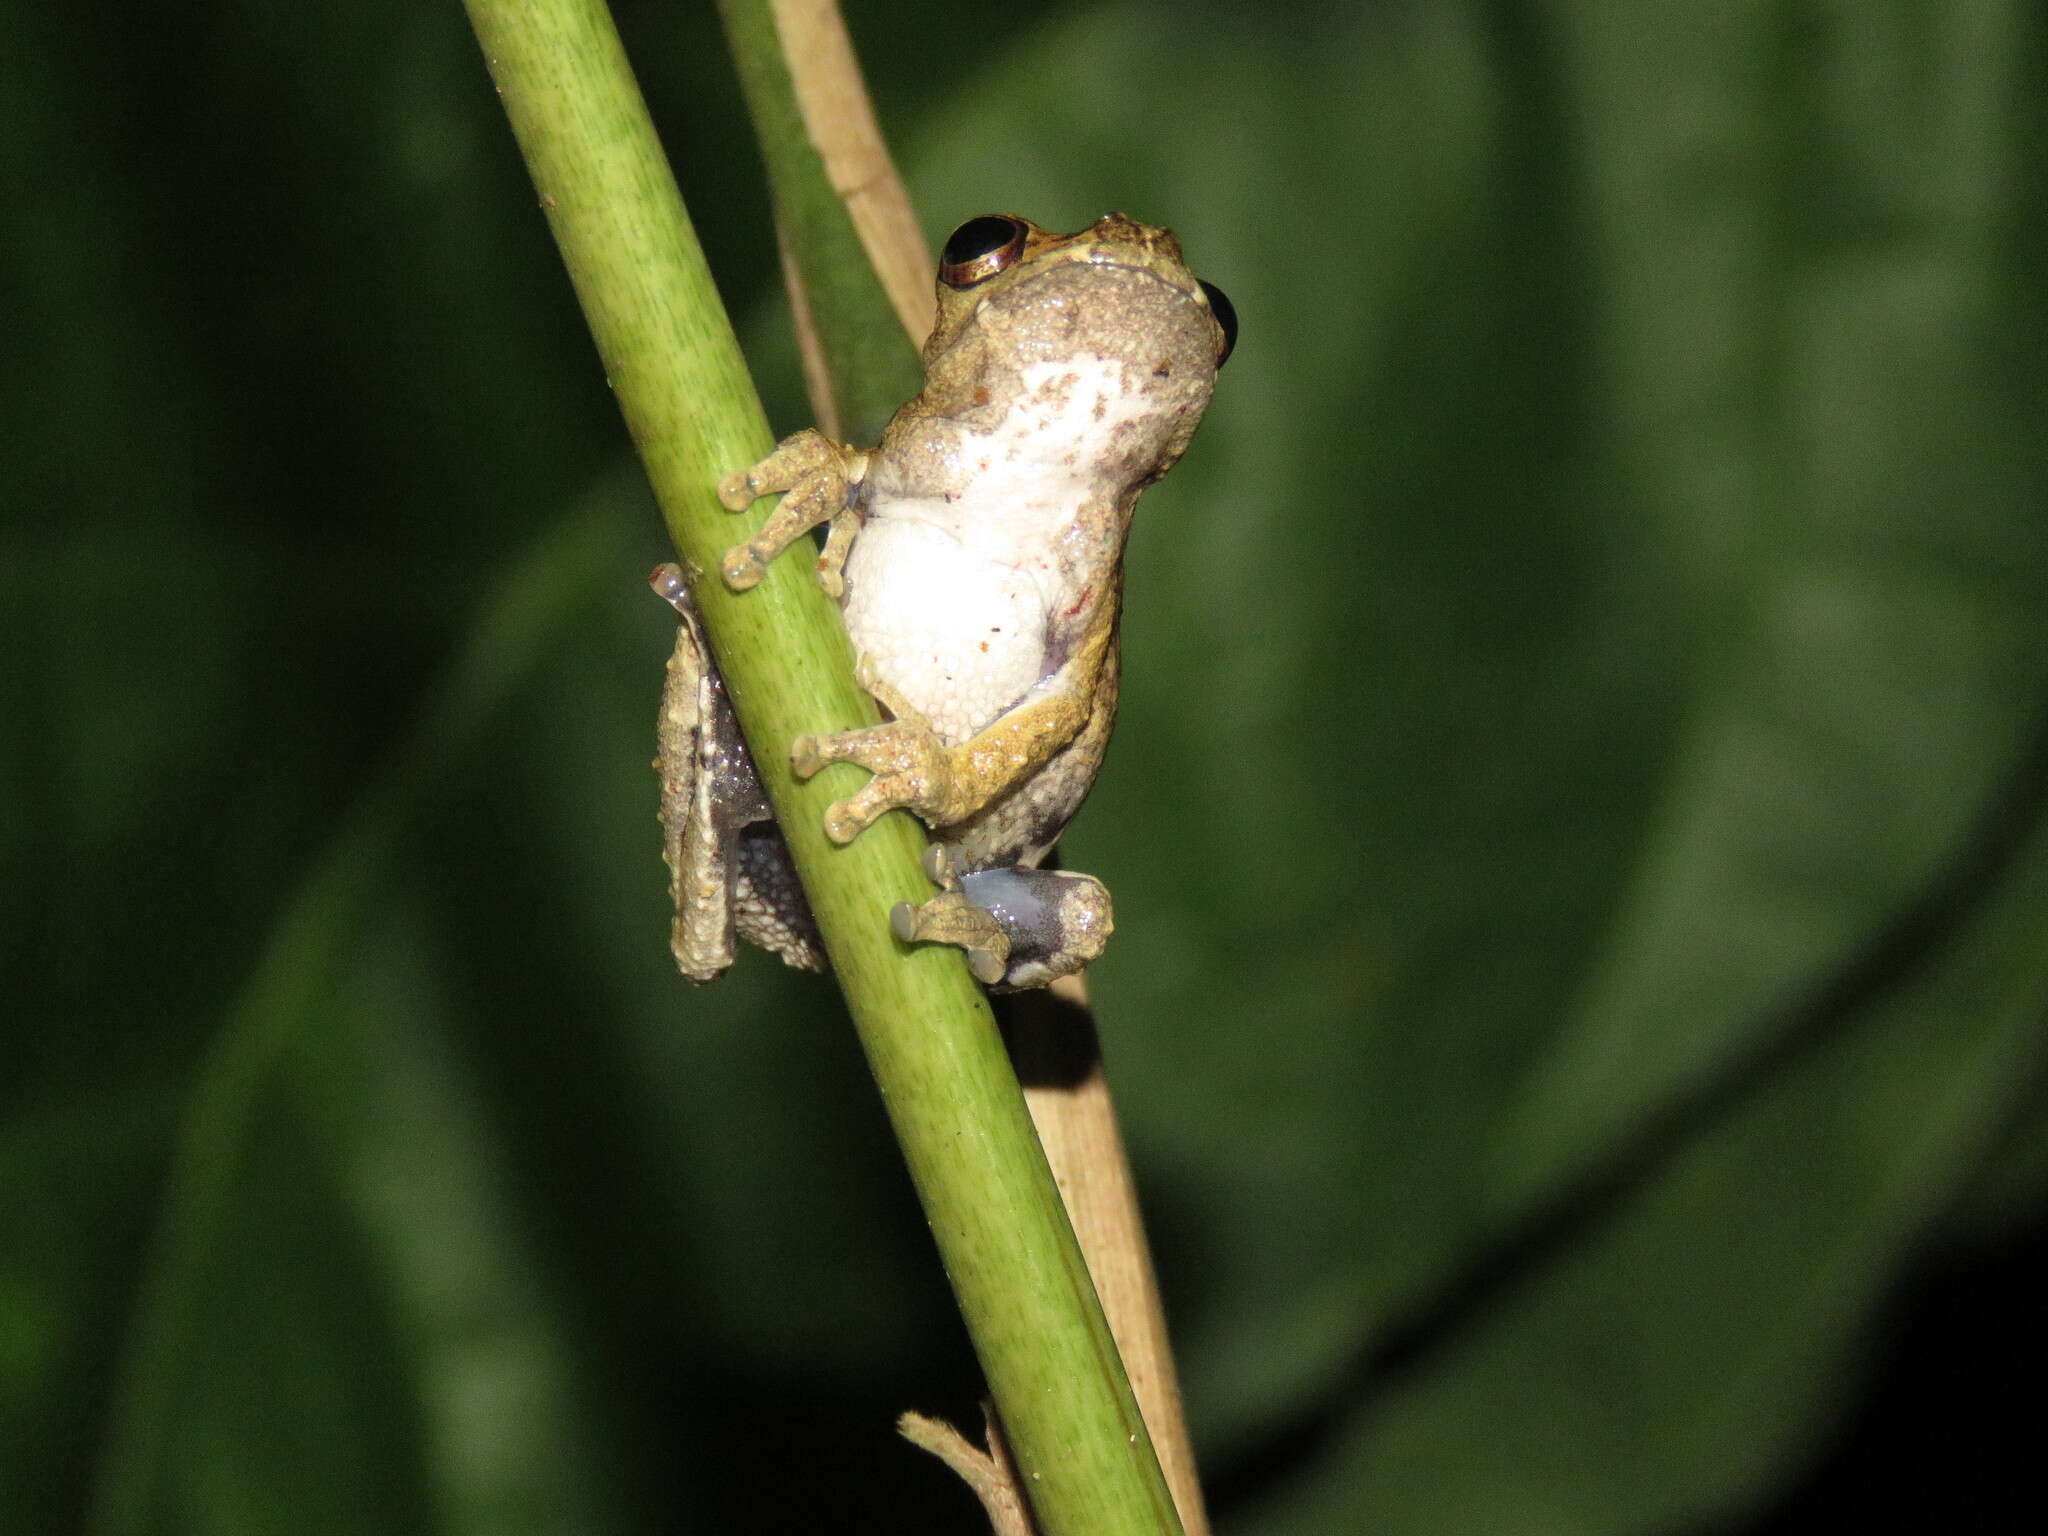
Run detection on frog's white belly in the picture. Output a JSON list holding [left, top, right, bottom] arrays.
[[840, 507, 1059, 746]]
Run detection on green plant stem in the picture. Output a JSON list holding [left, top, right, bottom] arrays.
[[459, 4, 1180, 1532]]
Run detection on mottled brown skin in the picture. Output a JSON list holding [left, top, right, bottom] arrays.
[[650, 565, 824, 981], [669, 213, 1228, 987]]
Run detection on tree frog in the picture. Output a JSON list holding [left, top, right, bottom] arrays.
[[654, 212, 1235, 989]]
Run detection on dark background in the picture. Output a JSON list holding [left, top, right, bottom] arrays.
[[6, 1, 2046, 1532]]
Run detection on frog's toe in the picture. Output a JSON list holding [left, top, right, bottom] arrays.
[[790, 722, 886, 778], [820, 781, 902, 843], [720, 544, 769, 591], [794, 719, 927, 777], [716, 469, 761, 511], [920, 841, 961, 887], [648, 562, 691, 607], [790, 724, 875, 779], [790, 731, 829, 780]]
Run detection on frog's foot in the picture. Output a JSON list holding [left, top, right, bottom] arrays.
[[892, 844, 1113, 991], [717, 429, 868, 597], [892, 889, 1011, 986]]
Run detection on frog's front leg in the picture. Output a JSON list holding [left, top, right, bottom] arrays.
[[718, 430, 869, 598], [793, 623, 1114, 844]]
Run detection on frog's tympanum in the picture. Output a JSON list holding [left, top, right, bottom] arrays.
[[655, 212, 1235, 989]]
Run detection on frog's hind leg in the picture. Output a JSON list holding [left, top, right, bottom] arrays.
[[891, 846, 1113, 991], [651, 563, 825, 980]]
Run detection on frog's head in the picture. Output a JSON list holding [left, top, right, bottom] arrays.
[[925, 213, 1234, 369], [917, 214, 1236, 485]]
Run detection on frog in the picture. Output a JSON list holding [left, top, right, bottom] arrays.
[[655, 211, 1235, 990]]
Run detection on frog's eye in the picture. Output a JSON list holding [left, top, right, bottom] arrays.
[[939, 215, 1029, 289], [1200, 281, 1238, 367]]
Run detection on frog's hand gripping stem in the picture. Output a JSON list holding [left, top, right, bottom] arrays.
[[793, 611, 1116, 845], [718, 430, 869, 598]]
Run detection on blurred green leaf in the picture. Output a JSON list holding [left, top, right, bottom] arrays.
[[7, 1, 2046, 1533]]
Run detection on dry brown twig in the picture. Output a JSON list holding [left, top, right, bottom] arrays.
[[898, 1408, 1038, 1536]]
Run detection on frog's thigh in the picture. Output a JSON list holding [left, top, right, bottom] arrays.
[[893, 865, 1114, 991]]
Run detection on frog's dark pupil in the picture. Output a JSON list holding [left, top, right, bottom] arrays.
[[1200, 281, 1239, 366], [943, 216, 1022, 268]]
